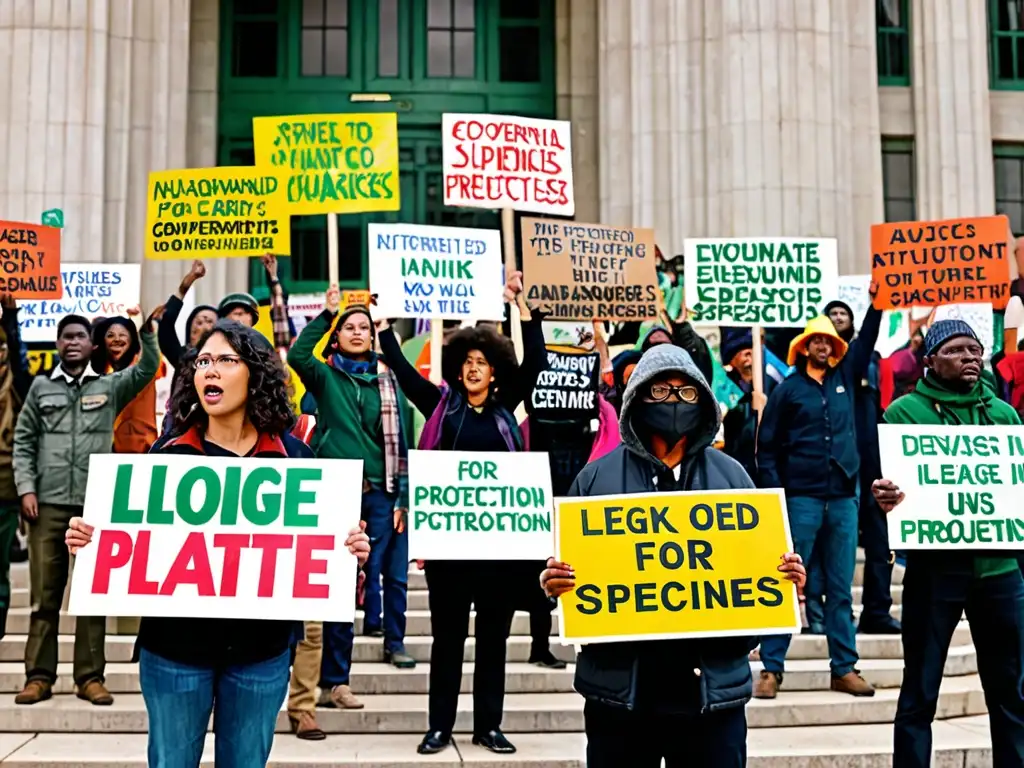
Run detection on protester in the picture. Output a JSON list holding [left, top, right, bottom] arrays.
[[719, 327, 775, 480], [219, 291, 259, 327], [64, 320, 371, 766], [754, 301, 881, 699], [157, 260, 217, 370], [539, 344, 807, 768], [873, 319, 1024, 768], [12, 311, 161, 705], [0, 296, 31, 643], [376, 271, 547, 756]]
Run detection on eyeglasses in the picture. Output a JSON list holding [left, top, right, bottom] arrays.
[[647, 383, 699, 403], [195, 355, 243, 371]]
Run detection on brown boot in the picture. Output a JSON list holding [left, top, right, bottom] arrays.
[[831, 671, 876, 697], [327, 684, 364, 709], [752, 670, 780, 699], [288, 710, 326, 741], [76, 679, 114, 706], [14, 680, 52, 705]]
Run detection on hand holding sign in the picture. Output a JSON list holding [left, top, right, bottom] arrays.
[[325, 283, 341, 314], [260, 253, 279, 281], [66, 517, 94, 555], [504, 270, 524, 303], [540, 557, 575, 598], [871, 478, 905, 513], [178, 260, 206, 298]]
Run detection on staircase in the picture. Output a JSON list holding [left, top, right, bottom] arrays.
[[0, 559, 995, 766]]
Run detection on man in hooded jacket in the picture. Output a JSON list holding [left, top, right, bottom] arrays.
[[539, 344, 806, 767]]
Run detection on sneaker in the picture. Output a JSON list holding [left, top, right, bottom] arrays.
[[14, 679, 51, 705], [528, 650, 567, 669], [76, 679, 113, 706], [288, 710, 326, 741], [362, 625, 384, 638], [327, 684, 364, 709], [831, 670, 876, 697], [752, 670, 780, 699], [384, 648, 417, 669]]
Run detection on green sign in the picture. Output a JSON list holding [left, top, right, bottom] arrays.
[[41, 209, 64, 229]]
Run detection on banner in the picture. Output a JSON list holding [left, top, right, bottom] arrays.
[[368, 223, 504, 320], [879, 424, 1024, 550], [530, 348, 600, 418], [522, 218, 658, 321], [683, 238, 838, 327], [871, 215, 1011, 311], [442, 114, 574, 216], [556, 490, 800, 644], [19, 263, 141, 343], [0, 221, 62, 299], [407, 451, 554, 560], [68, 455, 363, 621], [145, 167, 290, 259], [252, 113, 400, 215]]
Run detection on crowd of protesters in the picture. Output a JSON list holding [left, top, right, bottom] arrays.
[[0, 244, 1018, 767]]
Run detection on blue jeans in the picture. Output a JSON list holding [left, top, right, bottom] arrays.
[[361, 487, 408, 652], [760, 496, 859, 677], [321, 621, 355, 688], [139, 647, 289, 768]]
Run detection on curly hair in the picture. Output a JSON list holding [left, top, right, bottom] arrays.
[[168, 320, 295, 436], [442, 326, 519, 399]]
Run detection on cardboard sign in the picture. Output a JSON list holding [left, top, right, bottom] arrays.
[[19, 263, 141, 343], [0, 221, 62, 299], [252, 113, 400, 215], [531, 348, 600, 417], [522, 218, 658, 321], [870, 216, 1011, 310], [683, 238, 839, 327], [442, 114, 574, 216], [145, 167, 290, 259], [368, 223, 504, 320], [407, 451, 554, 560], [68, 455, 363, 620], [879, 424, 1024, 550], [556, 490, 800, 644]]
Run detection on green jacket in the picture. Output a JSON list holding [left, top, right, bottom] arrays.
[[13, 329, 160, 507], [885, 372, 1020, 579]]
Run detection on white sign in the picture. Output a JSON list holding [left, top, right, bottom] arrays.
[[684, 238, 839, 327], [19, 263, 141, 343], [69, 454, 363, 621], [442, 113, 575, 216], [933, 303, 994, 360], [408, 450, 554, 560], [879, 424, 1024, 550], [368, 223, 504, 321], [836, 274, 910, 358]]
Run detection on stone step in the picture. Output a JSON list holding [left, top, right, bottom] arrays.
[[0, 716, 996, 767], [0, 675, 989, 734]]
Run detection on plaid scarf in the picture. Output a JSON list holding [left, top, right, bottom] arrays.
[[376, 362, 407, 499]]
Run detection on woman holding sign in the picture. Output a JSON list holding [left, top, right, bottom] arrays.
[[65, 320, 371, 768], [376, 270, 547, 756]]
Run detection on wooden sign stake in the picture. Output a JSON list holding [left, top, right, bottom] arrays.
[[751, 324, 765, 423], [501, 208, 525, 363], [429, 319, 443, 385], [327, 213, 340, 287]]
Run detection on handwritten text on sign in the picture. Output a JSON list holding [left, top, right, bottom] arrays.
[[683, 238, 839, 327], [0, 221, 61, 299], [368, 223, 504, 321], [870, 216, 1011, 311], [879, 425, 1024, 550], [522, 218, 658, 321], [19, 264, 141, 344], [556, 490, 800, 644], [531, 349, 599, 415], [252, 113, 400, 216], [68, 455, 363, 621], [407, 451, 554, 560], [442, 114, 574, 216], [145, 167, 290, 259]]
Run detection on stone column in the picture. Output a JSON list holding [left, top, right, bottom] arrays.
[[911, 0, 995, 219], [597, 0, 883, 274]]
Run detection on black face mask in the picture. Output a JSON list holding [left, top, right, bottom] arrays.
[[635, 401, 704, 447]]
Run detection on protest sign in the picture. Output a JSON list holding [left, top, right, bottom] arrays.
[[522, 218, 658, 321], [837, 274, 910, 358], [18, 263, 141, 343], [145, 167, 290, 259], [442, 114, 574, 216], [0, 221, 62, 299], [407, 451, 554, 560], [556, 490, 799, 644], [252, 113, 400, 216], [543, 321, 591, 346], [933, 303, 994, 360], [683, 238, 838, 327], [531, 348, 600, 417], [878, 424, 1024, 550], [368, 223, 504, 321], [68, 454, 363, 621], [871, 215, 1011, 311]]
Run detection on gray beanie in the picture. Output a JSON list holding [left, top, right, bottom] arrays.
[[924, 319, 980, 356]]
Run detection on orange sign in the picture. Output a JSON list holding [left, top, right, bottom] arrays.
[[0, 221, 62, 299], [871, 215, 1011, 310]]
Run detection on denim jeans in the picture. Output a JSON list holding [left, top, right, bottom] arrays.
[[320, 621, 355, 688], [895, 564, 1024, 768], [139, 647, 289, 768], [760, 496, 859, 676], [360, 487, 408, 652]]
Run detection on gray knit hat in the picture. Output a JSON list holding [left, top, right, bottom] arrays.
[[924, 319, 981, 356]]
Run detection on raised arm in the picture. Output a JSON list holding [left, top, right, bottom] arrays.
[[498, 271, 548, 411], [377, 323, 442, 417], [159, 260, 206, 369], [844, 285, 882, 381], [1, 296, 31, 400], [109, 314, 161, 413], [286, 286, 337, 398], [261, 253, 294, 351]]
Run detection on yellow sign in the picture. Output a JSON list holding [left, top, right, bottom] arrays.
[[145, 167, 290, 260], [556, 490, 800, 644], [252, 113, 400, 215]]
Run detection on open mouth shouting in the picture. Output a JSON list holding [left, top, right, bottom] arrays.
[[203, 384, 224, 405]]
